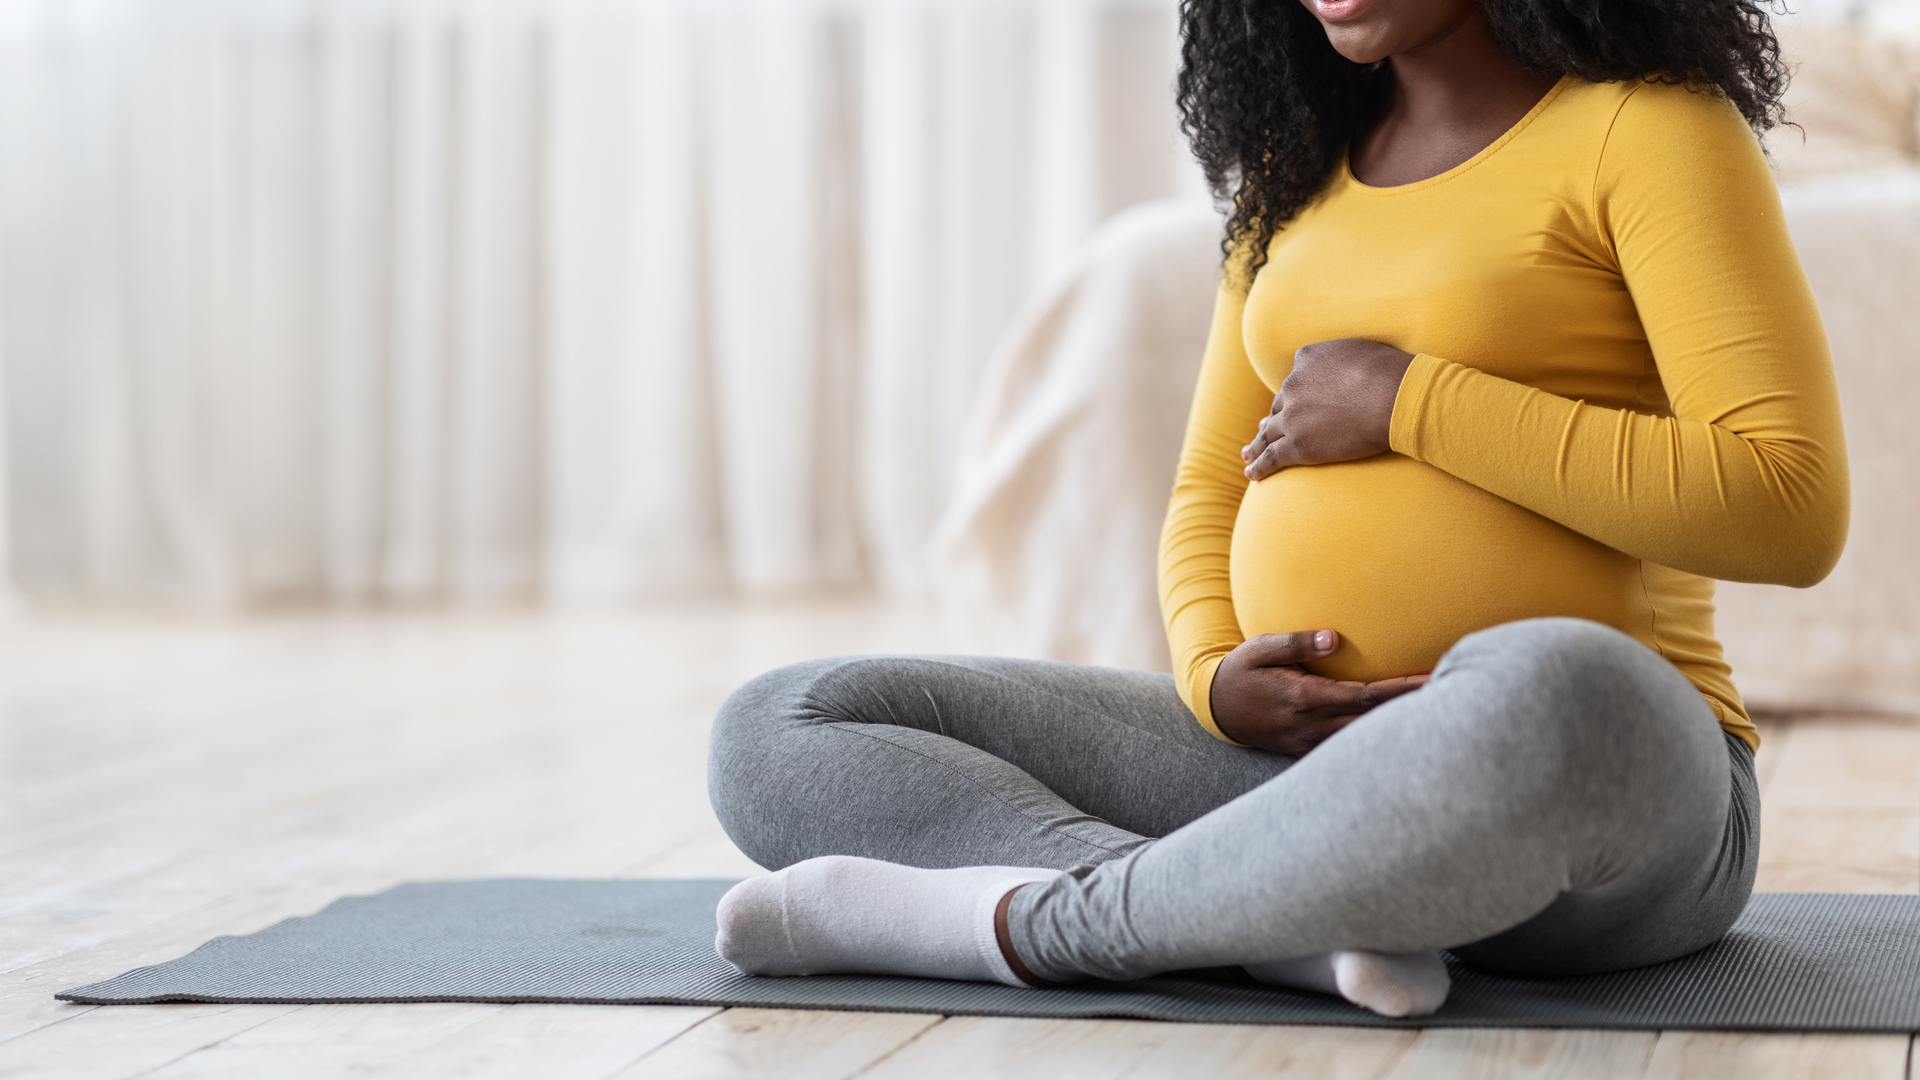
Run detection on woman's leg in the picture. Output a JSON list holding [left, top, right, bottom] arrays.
[[1008, 618, 1758, 982], [707, 654, 1295, 872]]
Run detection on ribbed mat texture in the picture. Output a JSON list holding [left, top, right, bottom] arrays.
[[58, 880, 1920, 1030]]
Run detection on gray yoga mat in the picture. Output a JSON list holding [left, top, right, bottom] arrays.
[[58, 879, 1920, 1031]]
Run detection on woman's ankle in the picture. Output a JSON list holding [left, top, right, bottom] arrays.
[[994, 883, 1056, 987]]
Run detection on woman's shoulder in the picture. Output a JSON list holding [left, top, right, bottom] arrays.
[[1568, 78, 1781, 248], [1517, 77, 1775, 248], [1530, 77, 1767, 203], [1553, 77, 1758, 157]]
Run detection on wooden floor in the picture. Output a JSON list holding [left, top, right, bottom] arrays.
[[0, 599, 1914, 1079]]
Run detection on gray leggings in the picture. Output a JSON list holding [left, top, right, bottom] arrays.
[[708, 618, 1757, 982]]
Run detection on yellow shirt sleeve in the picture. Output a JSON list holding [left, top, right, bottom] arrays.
[[1388, 85, 1850, 588], [1158, 277, 1270, 740]]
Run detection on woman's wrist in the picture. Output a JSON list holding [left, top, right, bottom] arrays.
[[1383, 352, 1437, 458], [1206, 655, 1254, 744]]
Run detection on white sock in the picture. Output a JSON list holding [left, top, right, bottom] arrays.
[[714, 855, 1061, 988], [1245, 950, 1451, 1018]]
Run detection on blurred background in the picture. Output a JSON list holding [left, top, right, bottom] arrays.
[[3, 10, 1919, 1071], [0, 0, 1204, 611], [0, 0, 1915, 706]]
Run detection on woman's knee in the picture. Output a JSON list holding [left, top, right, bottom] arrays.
[[711, 659, 818, 771], [1443, 618, 1657, 686], [1442, 620, 1700, 720], [1428, 618, 1722, 777], [707, 658, 850, 838], [708, 655, 946, 866]]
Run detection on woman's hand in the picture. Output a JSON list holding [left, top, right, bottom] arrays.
[[1242, 339, 1415, 481], [1209, 630, 1428, 755]]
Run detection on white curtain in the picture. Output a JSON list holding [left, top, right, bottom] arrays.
[[0, 0, 1200, 608]]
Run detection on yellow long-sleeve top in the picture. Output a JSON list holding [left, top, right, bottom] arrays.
[[1158, 77, 1850, 753]]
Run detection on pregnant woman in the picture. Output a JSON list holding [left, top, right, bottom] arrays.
[[705, 0, 1847, 1017]]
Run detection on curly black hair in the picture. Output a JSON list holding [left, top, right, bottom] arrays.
[[1178, 0, 1790, 283]]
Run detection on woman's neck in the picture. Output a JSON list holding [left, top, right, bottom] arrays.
[[1349, 10, 1560, 187]]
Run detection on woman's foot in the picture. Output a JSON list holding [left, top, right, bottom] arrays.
[[1245, 950, 1451, 1017], [714, 855, 1060, 987]]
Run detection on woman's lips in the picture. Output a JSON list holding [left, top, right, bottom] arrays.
[[1307, 0, 1379, 21]]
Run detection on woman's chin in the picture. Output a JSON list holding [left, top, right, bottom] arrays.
[[1318, 25, 1396, 66]]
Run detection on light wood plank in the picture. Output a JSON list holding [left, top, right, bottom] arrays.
[[1751, 716, 1790, 795], [134, 1003, 502, 1079], [611, 1008, 939, 1080], [0, 977, 99, 1048], [618, 832, 765, 880], [1756, 715, 1920, 894], [862, 1016, 1416, 1079], [1763, 715, 1920, 812], [0, 723, 685, 932], [854, 1016, 1179, 1079], [1754, 809, 1920, 893], [0, 605, 934, 853], [0, 681, 716, 898], [1379, 1029, 1654, 1080], [0, 770, 680, 979], [362, 1005, 719, 1079], [1125, 1023, 1417, 1079], [1641, 1032, 1909, 1080], [0, 1002, 300, 1080]]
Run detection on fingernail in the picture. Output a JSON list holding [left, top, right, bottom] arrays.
[[1314, 630, 1335, 651]]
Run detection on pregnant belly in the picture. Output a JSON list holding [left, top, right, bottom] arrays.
[[1230, 454, 1642, 683]]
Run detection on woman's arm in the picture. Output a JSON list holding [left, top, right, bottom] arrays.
[[1250, 84, 1850, 587], [1394, 84, 1849, 587], [1159, 280, 1269, 739]]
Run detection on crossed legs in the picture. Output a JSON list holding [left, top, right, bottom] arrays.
[[706, 619, 1758, 1013]]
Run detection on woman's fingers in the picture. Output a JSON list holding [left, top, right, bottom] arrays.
[[1241, 414, 1277, 465], [1210, 632, 1432, 752], [1239, 634, 1431, 705], [1244, 435, 1297, 480], [1244, 403, 1308, 480], [1287, 674, 1391, 718], [1363, 674, 1430, 704], [1241, 393, 1286, 465], [1236, 630, 1339, 667], [1265, 667, 1432, 720]]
